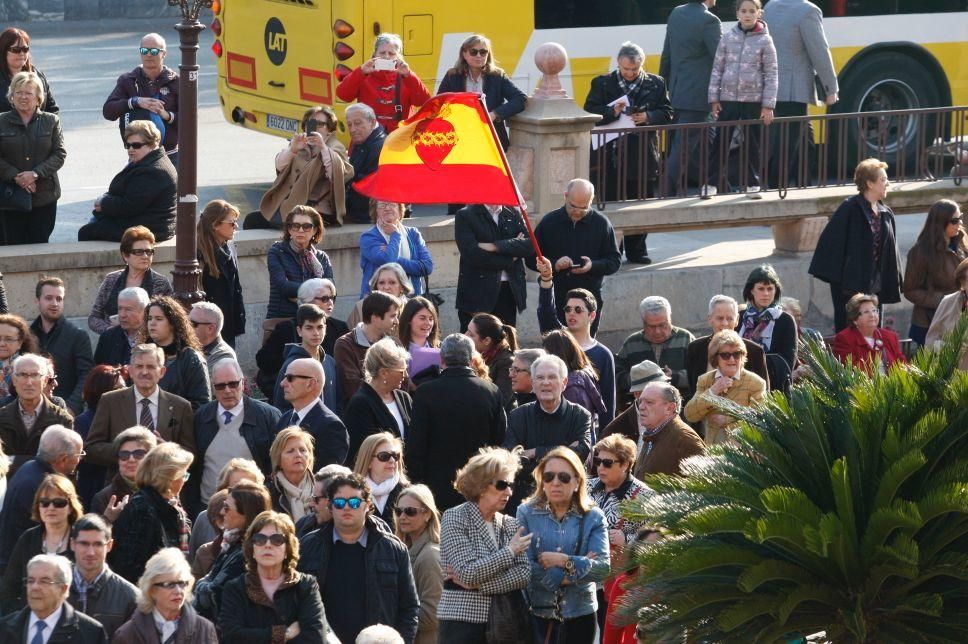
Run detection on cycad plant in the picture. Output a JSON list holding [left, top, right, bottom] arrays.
[[620, 315, 968, 643]]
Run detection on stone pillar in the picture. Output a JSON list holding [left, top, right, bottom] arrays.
[[506, 43, 600, 216], [772, 217, 828, 252]]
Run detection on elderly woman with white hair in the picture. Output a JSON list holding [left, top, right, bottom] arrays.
[[113, 548, 217, 643], [0, 70, 65, 245], [346, 262, 414, 328]]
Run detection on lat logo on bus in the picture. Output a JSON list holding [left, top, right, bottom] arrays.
[[264, 17, 287, 66]]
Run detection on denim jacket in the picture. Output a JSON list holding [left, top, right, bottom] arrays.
[[515, 502, 610, 619]]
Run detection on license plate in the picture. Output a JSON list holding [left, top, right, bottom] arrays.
[[266, 113, 299, 133]]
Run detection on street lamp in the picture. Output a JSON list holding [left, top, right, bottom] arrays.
[[167, 0, 213, 305]]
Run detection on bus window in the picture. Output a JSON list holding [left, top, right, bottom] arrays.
[[534, 0, 682, 27]]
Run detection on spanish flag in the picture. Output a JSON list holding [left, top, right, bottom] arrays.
[[354, 92, 521, 206]]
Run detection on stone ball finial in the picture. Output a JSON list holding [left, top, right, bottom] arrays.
[[532, 42, 568, 99]]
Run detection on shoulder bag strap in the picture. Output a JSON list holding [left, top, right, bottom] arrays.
[[394, 74, 405, 121]]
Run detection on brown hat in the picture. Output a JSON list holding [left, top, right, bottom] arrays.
[[629, 359, 669, 393]]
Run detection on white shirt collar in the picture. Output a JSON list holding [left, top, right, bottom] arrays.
[[217, 399, 245, 419], [29, 604, 63, 642], [293, 399, 320, 423], [152, 608, 179, 642], [714, 369, 741, 382], [134, 387, 160, 406]]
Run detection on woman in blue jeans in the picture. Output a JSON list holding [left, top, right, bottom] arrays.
[[517, 446, 610, 643]]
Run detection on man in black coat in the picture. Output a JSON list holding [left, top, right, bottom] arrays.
[[454, 204, 535, 330], [94, 287, 148, 368], [345, 103, 387, 224], [0, 555, 108, 643], [527, 179, 622, 336], [276, 358, 349, 466], [405, 334, 507, 510], [30, 277, 94, 415], [584, 41, 673, 264], [686, 294, 770, 396]]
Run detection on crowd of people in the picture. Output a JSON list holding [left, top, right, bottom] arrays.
[[0, 2, 962, 643]]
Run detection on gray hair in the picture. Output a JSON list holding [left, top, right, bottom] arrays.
[[113, 426, 158, 454], [372, 33, 403, 57], [27, 554, 72, 586], [191, 301, 224, 334], [707, 294, 738, 316], [565, 178, 595, 199], [440, 334, 474, 368], [530, 354, 568, 380], [368, 262, 414, 296], [297, 278, 337, 304], [118, 286, 150, 308], [639, 295, 671, 319], [37, 425, 82, 462], [617, 41, 645, 64], [513, 348, 545, 368], [315, 463, 352, 481], [12, 353, 48, 377], [136, 548, 193, 613], [779, 296, 802, 317], [345, 102, 377, 123], [363, 337, 411, 382], [211, 357, 244, 381], [356, 624, 405, 644], [647, 381, 682, 413]]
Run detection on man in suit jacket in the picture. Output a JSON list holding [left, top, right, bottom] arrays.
[[277, 358, 349, 466], [687, 294, 769, 396], [30, 277, 93, 415], [84, 344, 194, 467], [763, 0, 839, 186], [659, 0, 722, 195], [454, 203, 534, 330], [0, 554, 108, 644], [406, 334, 507, 510]]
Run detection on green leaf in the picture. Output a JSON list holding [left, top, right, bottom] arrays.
[[736, 559, 820, 593]]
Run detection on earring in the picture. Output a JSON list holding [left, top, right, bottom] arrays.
[[382, 380, 388, 385]]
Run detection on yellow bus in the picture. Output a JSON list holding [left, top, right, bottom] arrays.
[[210, 0, 967, 162]]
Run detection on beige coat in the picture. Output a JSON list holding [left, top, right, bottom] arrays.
[[924, 290, 968, 370], [684, 369, 767, 446], [408, 529, 442, 644]]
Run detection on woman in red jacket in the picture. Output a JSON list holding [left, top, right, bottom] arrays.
[[336, 33, 430, 133], [832, 293, 906, 374]]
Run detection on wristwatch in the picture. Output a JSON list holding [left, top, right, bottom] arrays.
[[563, 558, 576, 576]]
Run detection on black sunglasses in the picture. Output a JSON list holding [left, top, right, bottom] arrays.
[[118, 449, 147, 461], [9, 46, 29, 54], [124, 141, 147, 150], [39, 498, 69, 509], [593, 457, 620, 469], [251, 533, 287, 546], [950, 217, 963, 225], [717, 351, 744, 361], [213, 379, 242, 391], [563, 306, 587, 314], [393, 506, 424, 517], [127, 248, 155, 256], [375, 451, 401, 462], [189, 320, 214, 328], [287, 222, 315, 232], [542, 471, 573, 485], [467, 48, 488, 57], [284, 374, 314, 383], [493, 479, 513, 491]]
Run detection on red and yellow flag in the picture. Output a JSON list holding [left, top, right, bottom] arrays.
[[354, 92, 521, 206]]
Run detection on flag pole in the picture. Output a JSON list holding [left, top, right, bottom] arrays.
[[478, 96, 543, 261]]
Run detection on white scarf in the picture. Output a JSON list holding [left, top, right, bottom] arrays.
[[366, 473, 400, 514], [275, 471, 314, 519], [379, 225, 411, 261]]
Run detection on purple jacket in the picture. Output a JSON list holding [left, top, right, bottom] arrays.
[[708, 20, 778, 108], [102, 66, 179, 153]]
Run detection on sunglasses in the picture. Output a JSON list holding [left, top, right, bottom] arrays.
[[219, 219, 240, 228], [189, 320, 214, 328], [314, 295, 335, 304], [287, 222, 315, 232], [593, 457, 620, 469], [717, 351, 744, 361], [213, 379, 242, 391], [493, 479, 513, 491], [251, 533, 287, 547], [153, 580, 190, 590], [542, 471, 573, 485], [375, 451, 401, 463], [563, 306, 587, 314], [124, 141, 147, 150], [127, 248, 155, 256], [140, 47, 163, 56], [284, 373, 314, 383], [467, 48, 488, 57], [39, 498, 69, 509], [331, 497, 364, 510], [950, 217, 963, 225], [9, 46, 29, 54], [393, 506, 425, 517], [118, 449, 148, 461]]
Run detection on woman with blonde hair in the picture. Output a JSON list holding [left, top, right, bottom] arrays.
[[197, 199, 245, 347], [344, 338, 413, 463], [394, 484, 441, 644], [516, 446, 610, 643], [353, 431, 409, 530], [114, 547, 217, 643], [267, 427, 316, 521]]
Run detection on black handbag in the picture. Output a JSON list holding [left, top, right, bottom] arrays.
[[423, 275, 445, 311], [0, 181, 32, 212], [485, 515, 532, 644]]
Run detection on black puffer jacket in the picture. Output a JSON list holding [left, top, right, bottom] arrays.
[[98, 147, 177, 242]]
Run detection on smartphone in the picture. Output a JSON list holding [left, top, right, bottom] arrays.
[[305, 118, 318, 134], [374, 58, 397, 71]]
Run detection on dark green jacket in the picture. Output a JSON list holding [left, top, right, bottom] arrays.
[[0, 109, 66, 207]]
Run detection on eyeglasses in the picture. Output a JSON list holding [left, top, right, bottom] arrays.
[[189, 320, 214, 328], [23, 578, 60, 588], [140, 47, 163, 56], [508, 366, 529, 375], [375, 451, 401, 462], [312, 494, 327, 503], [250, 532, 287, 547], [213, 379, 242, 391], [565, 201, 590, 214], [467, 48, 488, 57], [38, 498, 69, 509], [182, 471, 191, 481], [14, 372, 43, 380], [563, 306, 587, 314], [219, 219, 240, 228], [493, 480, 513, 491], [393, 506, 425, 517], [287, 222, 315, 232], [118, 449, 148, 461], [950, 217, 963, 225], [284, 374, 314, 383], [153, 580, 190, 590], [124, 141, 147, 150], [717, 351, 744, 361], [331, 497, 364, 510], [313, 295, 335, 304], [542, 471, 573, 485], [127, 248, 155, 256], [9, 46, 29, 54], [593, 457, 620, 469], [0, 336, 20, 344]]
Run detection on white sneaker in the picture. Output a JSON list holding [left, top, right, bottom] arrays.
[[746, 186, 763, 199], [700, 185, 717, 199]]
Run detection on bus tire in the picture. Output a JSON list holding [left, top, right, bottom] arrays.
[[830, 51, 943, 175]]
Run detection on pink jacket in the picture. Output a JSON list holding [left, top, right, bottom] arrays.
[[708, 20, 778, 108]]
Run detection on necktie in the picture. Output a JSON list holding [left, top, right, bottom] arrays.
[[222, 410, 233, 425], [140, 398, 154, 430], [289, 411, 300, 427], [30, 620, 46, 644]]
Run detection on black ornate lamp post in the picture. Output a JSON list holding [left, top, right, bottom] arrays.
[[168, 0, 212, 305]]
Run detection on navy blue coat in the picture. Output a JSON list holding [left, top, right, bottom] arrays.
[[266, 241, 334, 319], [436, 71, 527, 149], [0, 458, 54, 573], [275, 401, 349, 467], [346, 126, 387, 223]]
